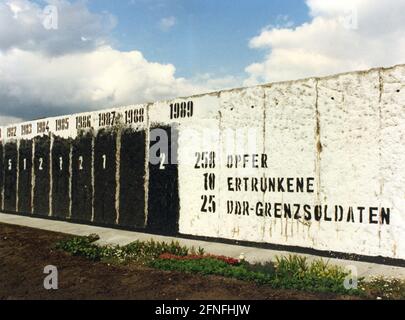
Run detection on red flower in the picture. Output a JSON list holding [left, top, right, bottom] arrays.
[[158, 253, 240, 265]]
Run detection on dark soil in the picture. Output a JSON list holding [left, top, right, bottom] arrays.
[[0, 223, 359, 300]]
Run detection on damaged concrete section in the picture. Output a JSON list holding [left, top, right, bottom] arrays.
[[0, 64, 405, 262]]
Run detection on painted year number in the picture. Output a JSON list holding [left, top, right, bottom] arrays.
[[169, 101, 194, 119], [125, 109, 145, 124], [99, 111, 116, 127]]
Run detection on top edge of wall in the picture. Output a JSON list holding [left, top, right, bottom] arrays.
[[1, 62, 404, 139]]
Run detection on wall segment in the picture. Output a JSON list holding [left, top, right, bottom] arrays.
[[0, 65, 404, 262]]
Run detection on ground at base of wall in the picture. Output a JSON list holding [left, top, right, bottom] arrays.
[[0, 223, 357, 300]]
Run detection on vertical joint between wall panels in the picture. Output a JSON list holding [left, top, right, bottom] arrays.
[[115, 128, 121, 225], [378, 70, 384, 198], [49, 134, 53, 217], [377, 69, 384, 233], [315, 78, 322, 205], [262, 89, 267, 155], [218, 92, 223, 239], [144, 104, 151, 228], [262, 88, 267, 207], [68, 142, 73, 220], [91, 132, 95, 223], [16, 139, 20, 212], [30, 138, 35, 214]]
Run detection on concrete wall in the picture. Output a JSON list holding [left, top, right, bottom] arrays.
[[1, 64, 405, 261]]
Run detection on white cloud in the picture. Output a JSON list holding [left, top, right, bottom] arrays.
[[0, 0, 115, 56], [245, 0, 405, 85], [0, 46, 210, 120], [190, 73, 242, 92], [159, 16, 176, 31], [7, 0, 403, 125], [0, 1, 234, 124]]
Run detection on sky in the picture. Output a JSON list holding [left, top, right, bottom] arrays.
[[1, 0, 405, 125], [86, 0, 309, 79]]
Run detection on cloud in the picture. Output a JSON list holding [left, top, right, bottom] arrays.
[[0, 1, 234, 126], [190, 73, 242, 92], [159, 16, 176, 31], [0, 115, 23, 126], [7, 0, 404, 127], [0, 0, 116, 56], [245, 0, 405, 85], [0, 46, 210, 121]]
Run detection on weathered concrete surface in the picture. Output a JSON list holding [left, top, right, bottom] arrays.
[[0, 212, 404, 280], [1, 64, 405, 262], [174, 65, 405, 261]]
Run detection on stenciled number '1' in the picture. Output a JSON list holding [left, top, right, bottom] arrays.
[[102, 155, 107, 170]]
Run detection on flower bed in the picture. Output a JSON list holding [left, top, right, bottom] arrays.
[[159, 253, 240, 265]]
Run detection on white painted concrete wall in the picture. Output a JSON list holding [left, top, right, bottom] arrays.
[[1, 64, 405, 260], [173, 65, 405, 261]]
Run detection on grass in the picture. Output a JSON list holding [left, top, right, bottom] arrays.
[[56, 234, 405, 299], [151, 255, 359, 295], [56, 234, 202, 264]]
